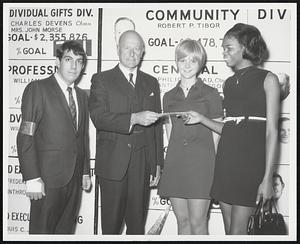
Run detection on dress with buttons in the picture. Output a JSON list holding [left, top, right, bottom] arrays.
[[158, 79, 223, 199]]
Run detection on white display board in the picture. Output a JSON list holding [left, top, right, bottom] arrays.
[[3, 2, 296, 242]]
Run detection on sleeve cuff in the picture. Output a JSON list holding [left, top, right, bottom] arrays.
[[26, 177, 43, 192], [26, 177, 41, 183]]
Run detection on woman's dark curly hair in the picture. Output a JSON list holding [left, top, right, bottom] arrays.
[[224, 23, 267, 65]]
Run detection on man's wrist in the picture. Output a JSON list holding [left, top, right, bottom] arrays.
[[130, 113, 136, 126]]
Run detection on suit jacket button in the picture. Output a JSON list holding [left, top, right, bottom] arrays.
[[128, 143, 132, 148]]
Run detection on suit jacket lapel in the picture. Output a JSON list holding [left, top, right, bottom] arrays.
[[114, 65, 135, 98], [135, 71, 143, 92], [74, 86, 83, 131], [49, 75, 77, 134], [136, 70, 150, 99]]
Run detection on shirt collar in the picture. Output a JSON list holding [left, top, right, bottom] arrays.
[[175, 78, 203, 93], [54, 73, 74, 92], [118, 63, 137, 81]]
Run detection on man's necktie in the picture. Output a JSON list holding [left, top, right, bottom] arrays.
[[67, 87, 77, 130], [128, 73, 135, 88]]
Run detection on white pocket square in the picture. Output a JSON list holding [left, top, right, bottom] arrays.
[[149, 92, 154, 96]]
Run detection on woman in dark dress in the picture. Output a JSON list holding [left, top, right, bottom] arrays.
[[183, 23, 280, 234], [158, 39, 223, 234]]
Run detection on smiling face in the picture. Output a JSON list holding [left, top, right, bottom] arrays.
[[273, 177, 284, 199], [279, 119, 290, 144], [278, 73, 290, 100], [222, 36, 245, 69], [56, 49, 84, 86], [118, 31, 144, 70], [114, 19, 135, 44], [177, 54, 200, 81]]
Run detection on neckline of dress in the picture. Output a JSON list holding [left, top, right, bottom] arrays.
[[234, 66, 256, 85], [234, 65, 256, 76]]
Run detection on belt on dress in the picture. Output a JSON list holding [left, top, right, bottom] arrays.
[[223, 116, 266, 124]]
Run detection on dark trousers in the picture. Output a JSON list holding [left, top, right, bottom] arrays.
[[99, 148, 150, 234], [29, 162, 82, 234]]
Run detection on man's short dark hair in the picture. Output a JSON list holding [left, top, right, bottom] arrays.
[[56, 40, 87, 68]]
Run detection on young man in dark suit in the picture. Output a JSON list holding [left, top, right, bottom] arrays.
[[89, 30, 164, 234], [17, 40, 91, 234]]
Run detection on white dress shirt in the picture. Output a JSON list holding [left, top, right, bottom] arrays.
[[118, 63, 137, 85]]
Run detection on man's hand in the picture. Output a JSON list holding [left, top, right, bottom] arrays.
[[82, 175, 92, 191], [26, 178, 46, 200], [131, 111, 160, 127], [149, 165, 161, 187]]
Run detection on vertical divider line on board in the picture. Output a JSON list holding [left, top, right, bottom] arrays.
[[93, 7, 103, 235]]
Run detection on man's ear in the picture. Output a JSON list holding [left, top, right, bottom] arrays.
[[55, 57, 61, 68], [80, 63, 86, 75]]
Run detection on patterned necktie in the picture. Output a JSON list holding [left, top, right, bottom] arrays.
[[128, 73, 135, 88], [67, 87, 77, 130]]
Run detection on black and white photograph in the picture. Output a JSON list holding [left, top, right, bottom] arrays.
[[3, 2, 297, 242]]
